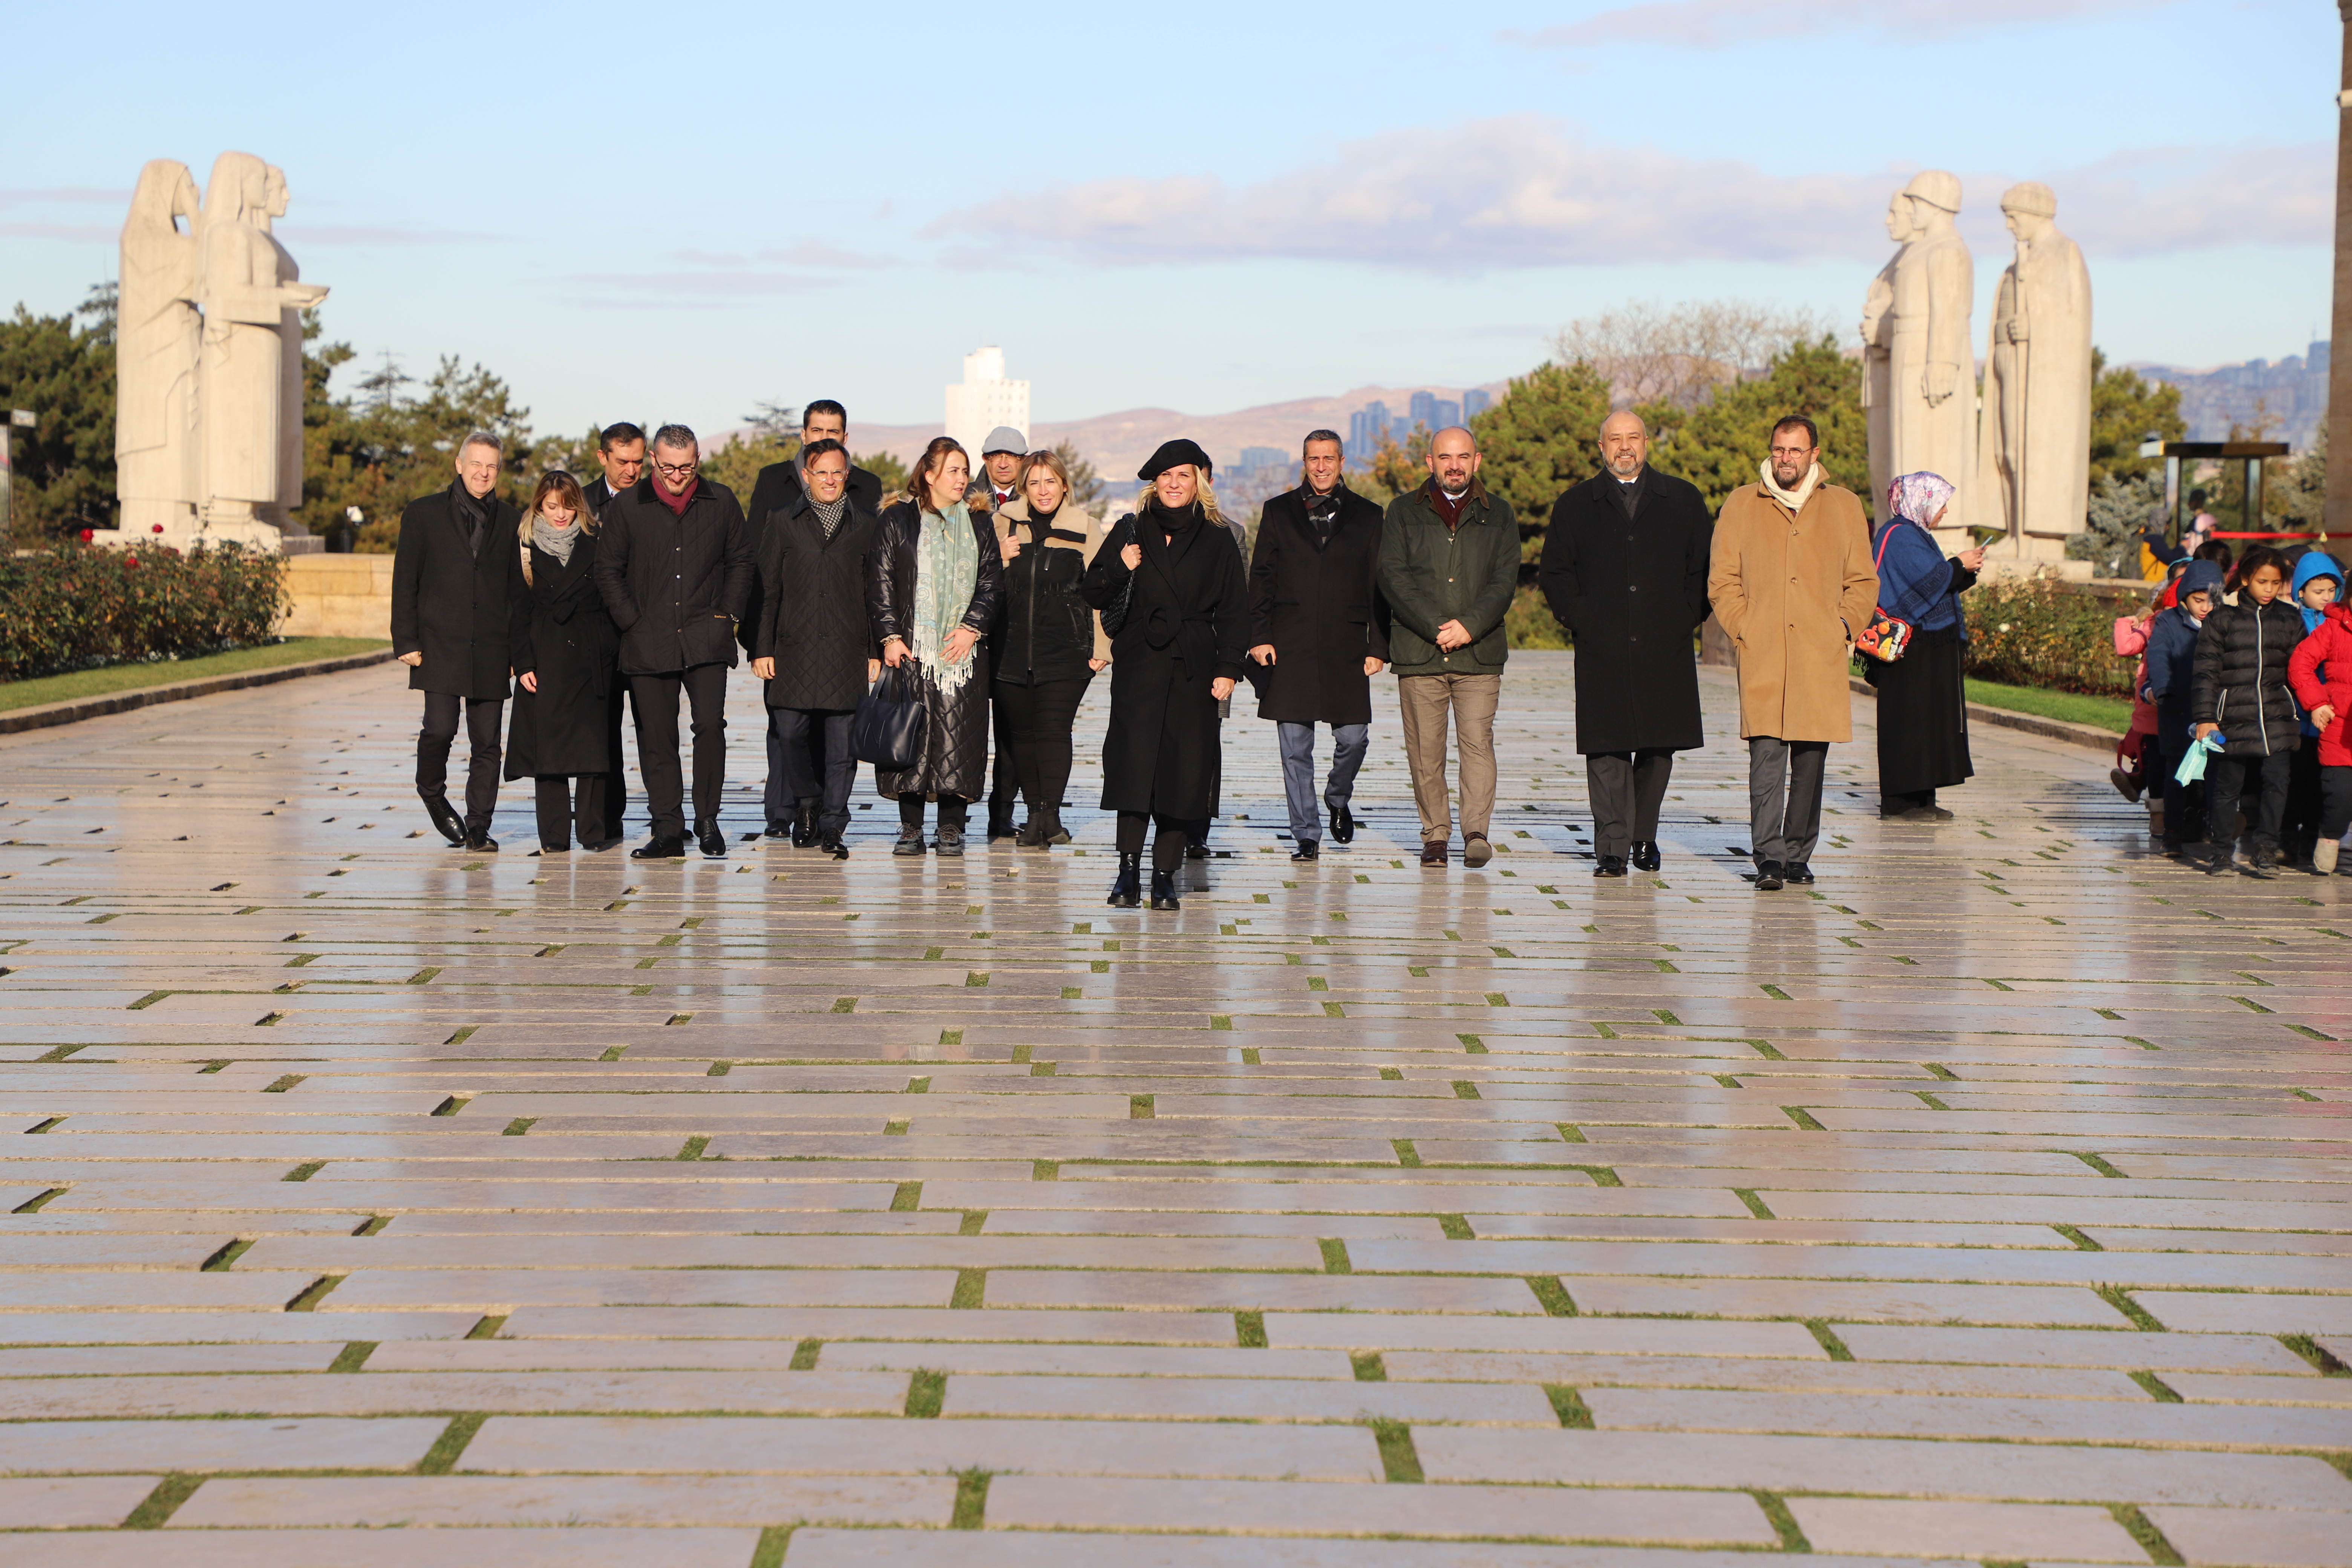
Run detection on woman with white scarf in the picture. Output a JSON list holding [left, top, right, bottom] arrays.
[[866, 438, 1005, 856], [505, 470, 624, 852]]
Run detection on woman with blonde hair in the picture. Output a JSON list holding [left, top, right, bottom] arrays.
[[506, 470, 623, 852], [1080, 439, 1248, 910], [866, 437, 1005, 856], [992, 447, 1112, 848]]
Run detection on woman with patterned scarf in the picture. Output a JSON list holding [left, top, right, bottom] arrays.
[[1868, 470, 1985, 821], [866, 438, 1005, 856]]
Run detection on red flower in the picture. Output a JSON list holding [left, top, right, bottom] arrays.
[[79, 529, 93, 543], [125, 557, 139, 567], [151, 524, 164, 534]]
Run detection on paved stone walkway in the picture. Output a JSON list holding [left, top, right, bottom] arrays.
[[0, 650, 2346, 1566]]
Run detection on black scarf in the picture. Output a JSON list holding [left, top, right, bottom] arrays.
[[1147, 498, 1204, 540], [1303, 484, 1343, 542], [451, 481, 490, 558], [1611, 466, 1646, 520]]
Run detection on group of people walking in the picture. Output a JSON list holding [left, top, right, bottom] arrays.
[[390, 397, 2000, 898]]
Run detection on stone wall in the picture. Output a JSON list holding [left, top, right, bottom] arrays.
[[278, 553, 392, 640]]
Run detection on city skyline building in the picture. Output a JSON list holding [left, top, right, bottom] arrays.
[[944, 346, 1030, 463]]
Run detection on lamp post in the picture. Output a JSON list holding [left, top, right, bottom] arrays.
[[1, 409, 37, 552]]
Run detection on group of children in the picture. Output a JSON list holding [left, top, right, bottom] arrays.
[[2115, 541, 2352, 877]]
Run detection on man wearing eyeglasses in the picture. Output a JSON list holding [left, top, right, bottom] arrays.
[[592, 423, 754, 861]]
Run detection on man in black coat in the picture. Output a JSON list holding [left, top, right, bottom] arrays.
[[390, 432, 522, 851], [1538, 411, 1714, 877], [741, 400, 884, 826], [584, 421, 646, 511], [751, 441, 879, 858], [592, 424, 754, 861], [1248, 429, 1388, 862]]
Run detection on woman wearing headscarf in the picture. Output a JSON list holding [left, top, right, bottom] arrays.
[[1868, 472, 1984, 821], [506, 471, 623, 853], [991, 448, 1112, 849], [867, 437, 1004, 857], [1081, 439, 1249, 911]]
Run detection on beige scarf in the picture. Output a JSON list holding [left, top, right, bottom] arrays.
[[1758, 459, 1823, 514]]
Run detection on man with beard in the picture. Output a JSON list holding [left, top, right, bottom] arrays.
[[391, 432, 522, 851], [1376, 427, 1521, 869], [1248, 429, 1387, 862], [1539, 411, 1715, 877], [1706, 415, 1878, 891]]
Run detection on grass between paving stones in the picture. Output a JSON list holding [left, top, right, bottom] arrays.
[[121, 1473, 204, 1528], [905, 1369, 947, 1418], [2112, 1503, 2185, 1565], [950, 1469, 992, 1528], [1351, 1352, 1387, 1382], [328, 1341, 377, 1374], [1749, 1491, 1811, 1551], [2280, 1334, 2350, 1374], [2130, 1371, 2185, 1403], [1803, 1321, 1854, 1361], [1544, 1386, 1595, 1428], [2096, 1284, 2165, 1331], [1372, 1422, 1423, 1483], [790, 1339, 822, 1370], [750, 1526, 795, 1568], [0, 637, 389, 711], [417, 1413, 487, 1475], [1236, 1311, 1267, 1348], [1526, 1277, 1579, 1317]]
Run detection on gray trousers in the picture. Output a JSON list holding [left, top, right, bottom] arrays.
[[1586, 749, 1673, 860], [1278, 721, 1369, 843], [1748, 736, 1828, 867]]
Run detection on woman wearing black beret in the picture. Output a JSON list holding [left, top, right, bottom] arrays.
[[1080, 439, 1249, 910]]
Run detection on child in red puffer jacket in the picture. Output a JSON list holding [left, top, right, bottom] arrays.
[[2288, 599, 2352, 873]]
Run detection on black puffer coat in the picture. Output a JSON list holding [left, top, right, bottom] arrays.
[[865, 502, 1004, 799], [993, 499, 1110, 685], [2191, 596, 2306, 757]]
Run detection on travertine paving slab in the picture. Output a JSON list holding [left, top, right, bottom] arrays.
[[167, 1473, 954, 1528], [2144, 1507, 2352, 1567], [2, 1527, 762, 1566], [0, 1417, 446, 1473], [1836, 1325, 2318, 1374], [1786, 1497, 2148, 1562], [939, 1372, 1559, 1424], [0, 1475, 159, 1528], [983, 1475, 1777, 1544], [0, 1368, 908, 1418], [2138, 1292, 2352, 1333]]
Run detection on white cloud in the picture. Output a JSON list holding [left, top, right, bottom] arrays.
[[936, 117, 2325, 272], [1508, 0, 2153, 50]]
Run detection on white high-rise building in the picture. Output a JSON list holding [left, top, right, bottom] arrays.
[[945, 346, 1030, 461]]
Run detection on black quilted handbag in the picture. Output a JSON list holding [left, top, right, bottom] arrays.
[[850, 662, 928, 770]]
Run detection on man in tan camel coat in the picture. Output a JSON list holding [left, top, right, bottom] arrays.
[[1706, 414, 1879, 891]]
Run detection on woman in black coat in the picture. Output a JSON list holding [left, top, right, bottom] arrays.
[[866, 438, 1004, 858], [1080, 439, 1248, 911], [505, 472, 623, 853], [992, 448, 1111, 850]]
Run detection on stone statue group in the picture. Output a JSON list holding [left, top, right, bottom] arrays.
[[1864, 171, 2093, 560], [108, 153, 328, 549]]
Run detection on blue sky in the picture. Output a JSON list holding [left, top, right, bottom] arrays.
[[2, 0, 2334, 441]]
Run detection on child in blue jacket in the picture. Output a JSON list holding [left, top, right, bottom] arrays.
[[2144, 558, 2224, 858]]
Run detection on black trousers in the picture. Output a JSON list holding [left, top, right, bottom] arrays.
[[900, 793, 969, 830], [993, 675, 1092, 812], [2283, 746, 2324, 854], [1747, 736, 1827, 867], [534, 775, 612, 850], [630, 664, 729, 840], [2319, 765, 2352, 841], [2207, 749, 2292, 855], [987, 702, 1018, 827], [776, 707, 857, 837], [1586, 749, 1674, 859], [2154, 738, 2207, 847], [418, 693, 504, 832], [1117, 809, 1189, 872]]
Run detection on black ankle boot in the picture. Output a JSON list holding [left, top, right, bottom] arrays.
[[1016, 810, 1047, 848], [1043, 806, 1070, 845], [1107, 853, 1142, 907], [1149, 869, 1181, 911]]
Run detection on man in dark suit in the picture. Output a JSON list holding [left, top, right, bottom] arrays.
[[593, 424, 754, 861], [585, 422, 646, 511], [580, 422, 646, 843], [1248, 429, 1387, 862], [1537, 410, 1715, 878], [742, 400, 882, 835], [390, 432, 522, 851], [750, 440, 881, 857]]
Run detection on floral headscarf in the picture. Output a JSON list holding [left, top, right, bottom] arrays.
[[1887, 472, 1955, 528]]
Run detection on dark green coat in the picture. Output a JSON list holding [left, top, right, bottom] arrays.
[[1376, 479, 1520, 676]]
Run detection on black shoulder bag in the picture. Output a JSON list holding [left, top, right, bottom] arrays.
[[1099, 514, 1139, 637]]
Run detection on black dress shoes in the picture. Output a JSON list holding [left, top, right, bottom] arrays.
[[764, 821, 791, 841], [986, 812, 1018, 842], [1784, 862, 1815, 885], [1185, 841, 1210, 861], [695, 821, 726, 859], [1630, 841, 1661, 873], [421, 792, 466, 845], [1594, 855, 1627, 877], [818, 833, 849, 860], [790, 807, 817, 849], [1107, 853, 1142, 907], [1149, 870, 1182, 910], [631, 837, 687, 860], [463, 833, 499, 853], [1329, 804, 1356, 845], [1752, 860, 1785, 891], [1291, 841, 1320, 862]]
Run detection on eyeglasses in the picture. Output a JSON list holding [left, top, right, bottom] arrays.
[[654, 461, 698, 478]]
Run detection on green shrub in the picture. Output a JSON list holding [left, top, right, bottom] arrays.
[[1505, 583, 1567, 650], [1961, 570, 2133, 695], [0, 539, 289, 681]]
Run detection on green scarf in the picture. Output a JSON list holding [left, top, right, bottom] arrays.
[[913, 501, 981, 697]]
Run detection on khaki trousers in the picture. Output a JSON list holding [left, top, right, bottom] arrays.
[[1396, 671, 1500, 844]]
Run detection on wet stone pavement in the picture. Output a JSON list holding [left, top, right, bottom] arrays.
[[0, 648, 2346, 1567]]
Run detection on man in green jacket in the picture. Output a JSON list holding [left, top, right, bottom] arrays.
[[1377, 426, 1521, 868]]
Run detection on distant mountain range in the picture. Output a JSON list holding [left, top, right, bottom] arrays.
[[794, 381, 1513, 493]]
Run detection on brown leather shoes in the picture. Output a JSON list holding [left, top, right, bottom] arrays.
[[1462, 834, 1493, 867], [1420, 840, 1448, 867]]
